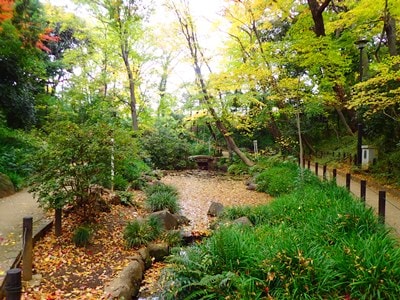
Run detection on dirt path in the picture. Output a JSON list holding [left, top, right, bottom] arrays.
[[161, 170, 273, 232]]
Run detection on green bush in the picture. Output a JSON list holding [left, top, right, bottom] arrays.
[[72, 226, 92, 247], [28, 121, 140, 222], [255, 162, 299, 196], [113, 174, 129, 191], [145, 191, 180, 213], [141, 121, 192, 170], [161, 230, 183, 247], [189, 142, 210, 156], [124, 216, 162, 248], [0, 125, 38, 189], [120, 159, 152, 190]]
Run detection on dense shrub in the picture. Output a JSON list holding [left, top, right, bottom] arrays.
[[160, 181, 400, 299], [141, 122, 192, 170], [0, 125, 38, 189], [255, 162, 299, 196], [119, 158, 152, 190], [29, 121, 140, 222]]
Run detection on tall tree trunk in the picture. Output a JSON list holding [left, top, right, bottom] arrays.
[[333, 84, 355, 136], [173, 1, 254, 166], [308, 0, 355, 136], [307, 0, 331, 37], [157, 54, 171, 117], [121, 46, 138, 131], [384, 1, 398, 57]]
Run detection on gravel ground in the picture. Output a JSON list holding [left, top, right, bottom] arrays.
[[161, 170, 273, 232]]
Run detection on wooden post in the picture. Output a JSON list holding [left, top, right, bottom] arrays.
[[5, 268, 22, 300], [360, 180, 366, 203], [55, 208, 62, 237], [315, 162, 319, 176], [22, 217, 33, 281], [346, 173, 351, 190], [378, 191, 386, 223], [323, 164, 327, 180]]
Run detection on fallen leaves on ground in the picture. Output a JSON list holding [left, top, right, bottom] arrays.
[[23, 197, 145, 299]]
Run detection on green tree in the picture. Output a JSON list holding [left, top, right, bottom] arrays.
[[0, 0, 52, 128], [29, 119, 139, 221], [74, 0, 152, 131]]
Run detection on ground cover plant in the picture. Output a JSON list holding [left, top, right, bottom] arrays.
[[159, 176, 400, 299]]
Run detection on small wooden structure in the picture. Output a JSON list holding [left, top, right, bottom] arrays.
[[189, 155, 216, 170]]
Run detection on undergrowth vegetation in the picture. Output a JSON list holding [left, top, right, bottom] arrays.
[[159, 167, 400, 299], [0, 124, 38, 189]]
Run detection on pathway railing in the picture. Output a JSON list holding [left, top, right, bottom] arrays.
[[301, 158, 400, 236]]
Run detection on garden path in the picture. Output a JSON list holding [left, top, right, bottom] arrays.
[[0, 189, 50, 288]]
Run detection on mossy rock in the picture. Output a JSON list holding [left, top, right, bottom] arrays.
[[0, 173, 15, 198]]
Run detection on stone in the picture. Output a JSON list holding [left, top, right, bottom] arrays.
[[150, 210, 179, 230], [104, 260, 144, 299], [207, 201, 224, 217], [173, 214, 191, 226], [246, 183, 258, 191], [138, 247, 152, 269], [233, 216, 253, 226], [148, 243, 169, 262]]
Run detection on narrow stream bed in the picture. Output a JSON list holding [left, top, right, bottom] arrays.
[[136, 170, 273, 299]]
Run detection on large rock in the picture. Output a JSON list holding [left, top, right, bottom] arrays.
[[233, 216, 253, 226], [150, 210, 179, 230], [173, 214, 191, 226], [104, 258, 144, 299], [246, 183, 258, 191], [0, 173, 14, 198], [207, 201, 224, 217], [138, 247, 152, 269], [148, 242, 169, 262]]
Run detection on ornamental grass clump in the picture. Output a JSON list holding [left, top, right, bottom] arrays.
[[124, 216, 163, 248], [145, 183, 180, 213], [160, 179, 400, 299], [72, 225, 92, 247]]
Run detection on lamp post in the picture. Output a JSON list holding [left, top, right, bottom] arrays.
[[355, 38, 368, 82], [355, 38, 368, 166]]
